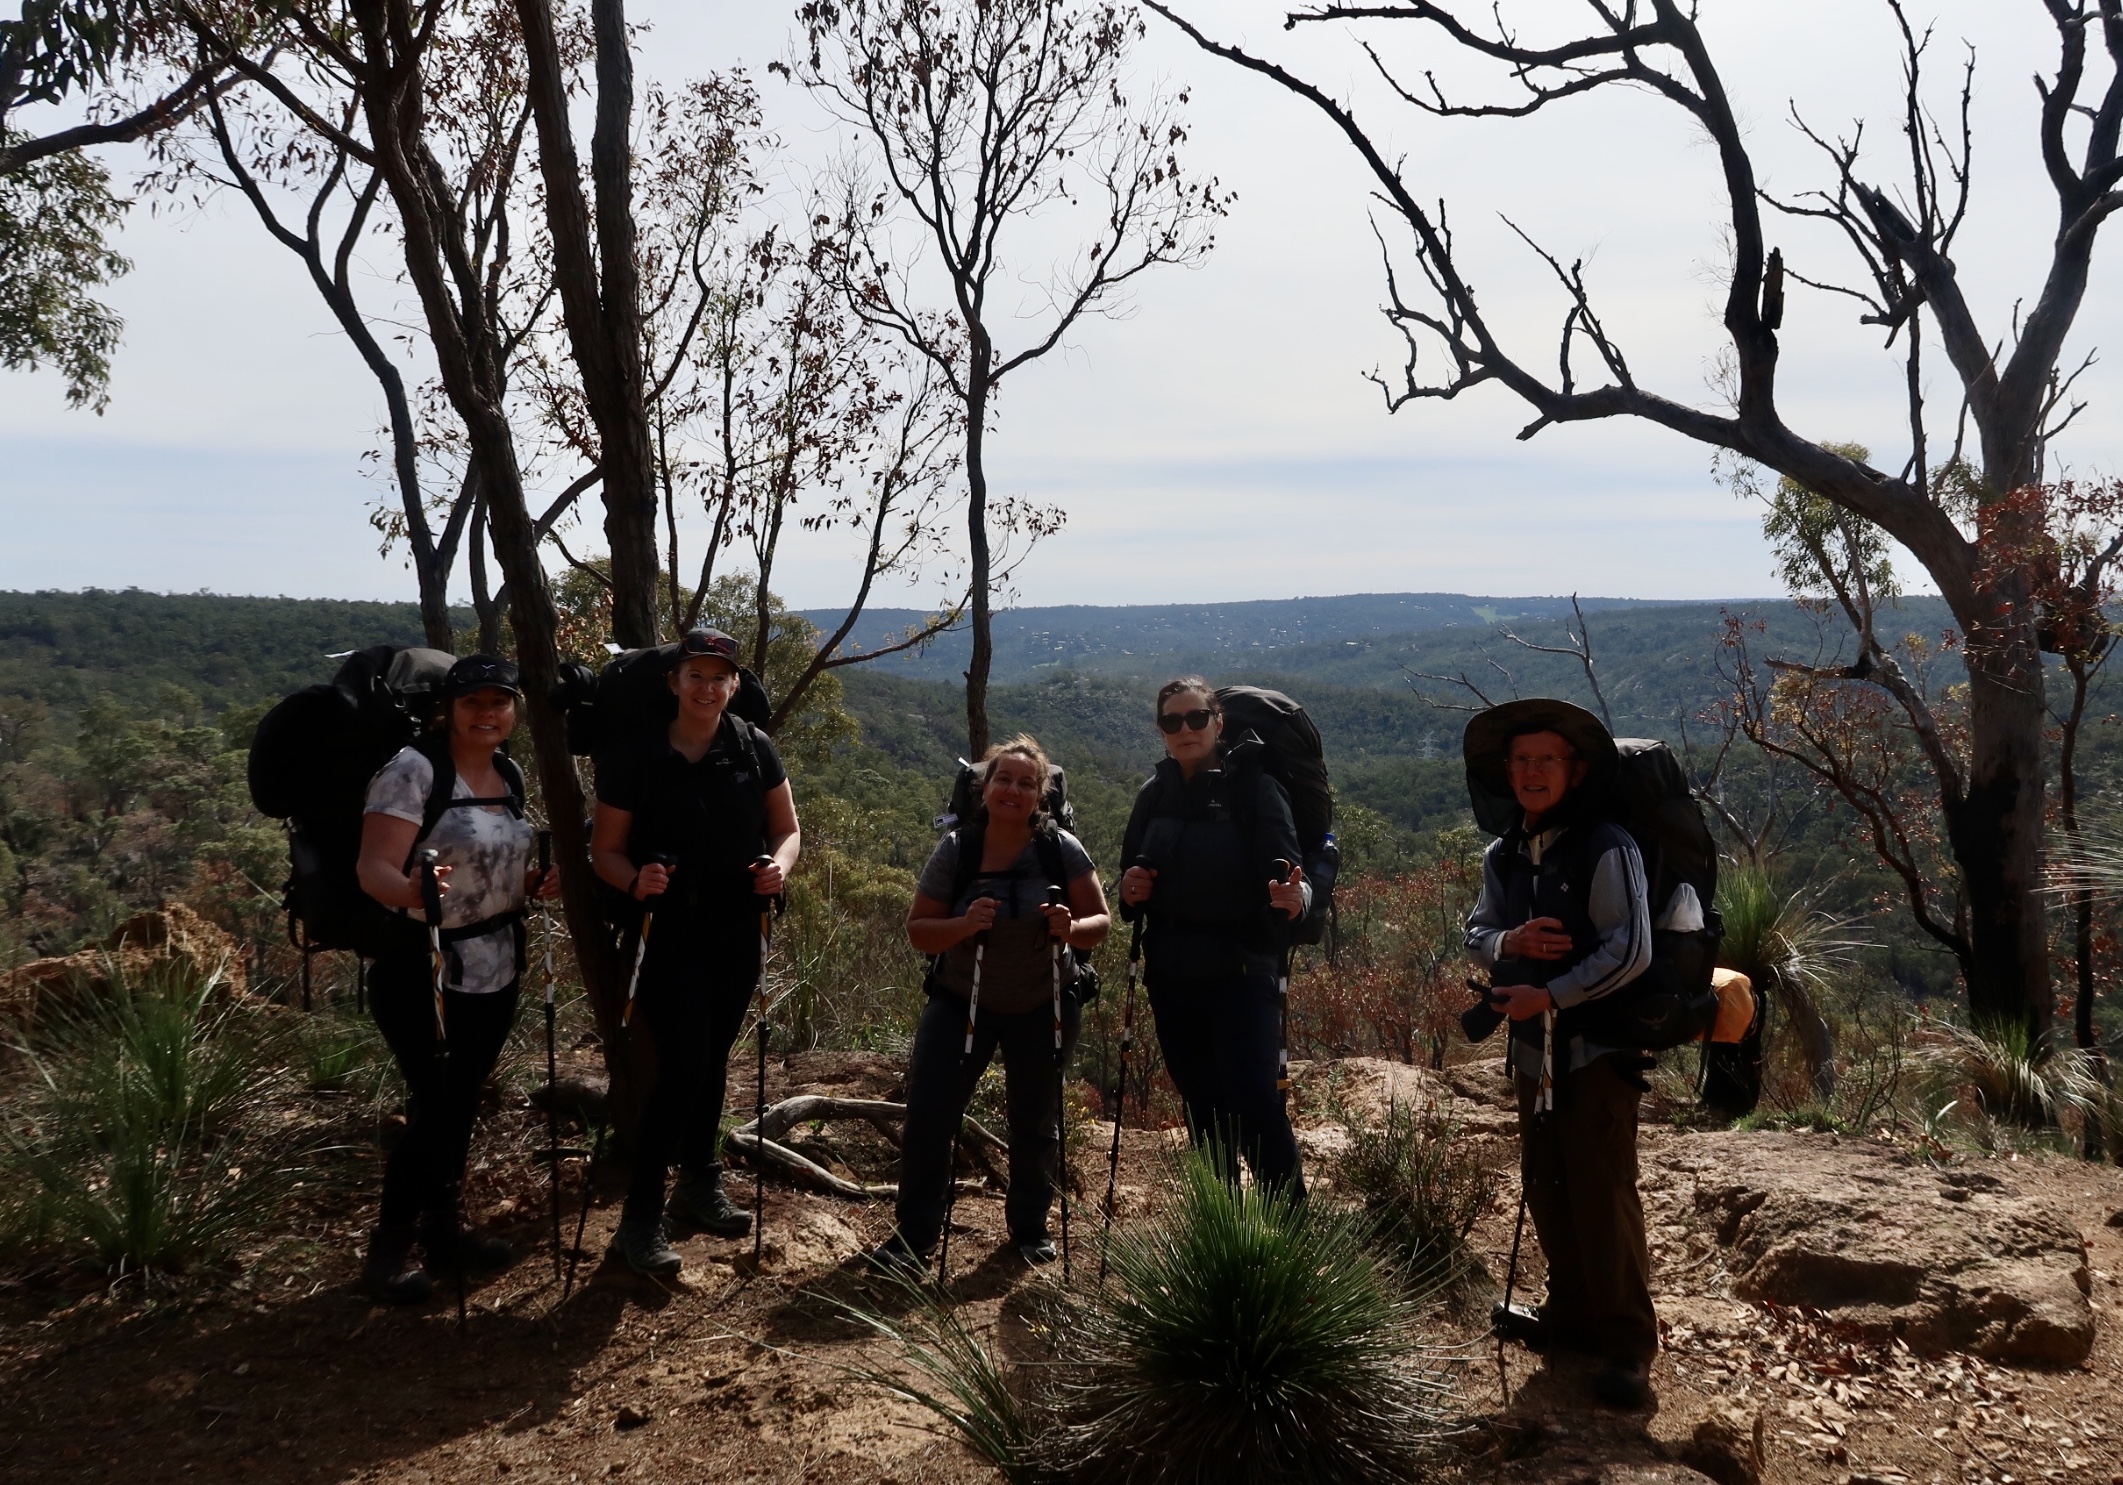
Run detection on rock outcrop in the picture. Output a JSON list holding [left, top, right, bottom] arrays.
[[0, 903, 247, 1028], [1659, 1131, 2093, 1366]]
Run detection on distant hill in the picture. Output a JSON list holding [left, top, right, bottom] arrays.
[[0, 589, 441, 714], [795, 591, 1695, 683]]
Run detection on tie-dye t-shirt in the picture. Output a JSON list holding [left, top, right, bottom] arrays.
[[364, 746, 534, 994]]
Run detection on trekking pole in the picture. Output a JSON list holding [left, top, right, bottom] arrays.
[[1494, 1005, 1557, 1342], [936, 929, 986, 1290], [1100, 862, 1148, 1285], [1046, 884, 1072, 1280], [1271, 860, 1294, 1097], [417, 850, 466, 1332], [620, 854, 674, 1030], [537, 829, 561, 1281], [560, 857, 669, 1306], [562, 1117, 606, 1304], [751, 854, 777, 1268]]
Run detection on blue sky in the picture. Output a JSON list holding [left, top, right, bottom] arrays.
[[1, 1, 2114, 608]]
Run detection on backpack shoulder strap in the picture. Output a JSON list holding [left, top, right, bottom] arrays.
[[413, 734, 460, 845], [726, 714, 768, 796], [949, 822, 988, 907], [1034, 827, 1070, 898]]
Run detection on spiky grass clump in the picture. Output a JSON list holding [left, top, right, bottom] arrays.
[[1335, 1096, 1496, 1290], [1051, 1151, 1454, 1484], [836, 1272, 1053, 1485], [1918, 1017, 2099, 1132], [0, 957, 293, 1274]]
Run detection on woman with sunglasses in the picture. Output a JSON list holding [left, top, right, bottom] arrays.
[[590, 627, 802, 1277], [872, 735, 1110, 1274], [1117, 677, 1310, 1193], [355, 654, 561, 1303]]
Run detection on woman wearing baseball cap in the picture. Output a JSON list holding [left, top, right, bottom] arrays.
[[353, 654, 560, 1303], [589, 628, 803, 1277]]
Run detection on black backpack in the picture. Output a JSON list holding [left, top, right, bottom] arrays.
[[1699, 988, 1766, 1116], [551, 642, 772, 762], [247, 646, 526, 956], [1468, 736, 1723, 1051], [1215, 686, 1339, 948]]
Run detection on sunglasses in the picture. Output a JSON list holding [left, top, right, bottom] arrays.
[[1157, 708, 1216, 734], [680, 630, 740, 660]]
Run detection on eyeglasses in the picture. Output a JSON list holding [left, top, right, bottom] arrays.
[[1508, 753, 1575, 772], [1157, 708, 1216, 734]]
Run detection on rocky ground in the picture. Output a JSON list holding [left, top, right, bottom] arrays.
[[3, 1046, 2122, 1485]]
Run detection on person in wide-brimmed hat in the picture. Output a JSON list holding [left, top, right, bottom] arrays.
[[1461, 698, 1659, 1410]]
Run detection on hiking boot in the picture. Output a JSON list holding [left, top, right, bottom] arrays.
[[1017, 1236, 1058, 1268], [863, 1234, 929, 1279], [362, 1224, 435, 1305], [668, 1166, 753, 1238], [615, 1214, 683, 1279], [420, 1186, 515, 1274], [1591, 1358, 1654, 1410]]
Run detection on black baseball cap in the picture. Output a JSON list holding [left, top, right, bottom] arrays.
[[443, 653, 522, 698]]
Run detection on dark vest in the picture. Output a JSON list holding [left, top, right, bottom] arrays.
[[1493, 812, 1614, 1048]]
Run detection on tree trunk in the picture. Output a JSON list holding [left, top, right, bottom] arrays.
[[347, 0, 634, 1131], [513, 0, 661, 649], [1944, 637, 2052, 1039], [963, 360, 993, 759]]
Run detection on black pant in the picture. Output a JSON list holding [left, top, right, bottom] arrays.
[[369, 949, 520, 1229], [893, 990, 1082, 1253], [624, 918, 761, 1220], [1147, 968, 1305, 1195]]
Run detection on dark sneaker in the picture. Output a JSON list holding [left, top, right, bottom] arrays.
[[1017, 1236, 1058, 1268], [362, 1225, 435, 1305], [864, 1235, 929, 1279], [616, 1216, 683, 1279], [1591, 1358, 1654, 1410], [669, 1171, 754, 1238]]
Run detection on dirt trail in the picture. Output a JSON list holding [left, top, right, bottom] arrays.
[[5, 1051, 2123, 1484]]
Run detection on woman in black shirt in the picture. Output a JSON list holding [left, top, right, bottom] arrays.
[[1118, 677, 1309, 1194], [591, 627, 801, 1277]]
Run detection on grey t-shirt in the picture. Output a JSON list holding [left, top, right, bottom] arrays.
[[364, 746, 533, 994], [916, 828, 1096, 1014]]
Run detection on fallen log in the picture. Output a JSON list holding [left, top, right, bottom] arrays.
[[723, 1094, 1008, 1200]]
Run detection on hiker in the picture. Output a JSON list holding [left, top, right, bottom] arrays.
[[590, 626, 801, 1278], [1463, 698, 1657, 1410], [1117, 678, 1310, 1194], [871, 736, 1110, 1274], [354, 653, 560, 1303]]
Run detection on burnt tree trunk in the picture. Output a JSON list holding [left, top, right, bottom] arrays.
[[963, 350, 994, 760]]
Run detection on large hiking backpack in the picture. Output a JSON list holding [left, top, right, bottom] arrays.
[[1467, 734, 1723, 1052], [248, 646, 525, 957], [1215, 685, 1339, 949], [551, 642, 771, 762]]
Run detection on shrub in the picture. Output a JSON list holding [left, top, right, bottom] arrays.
[[0, 957, 294, 1275], [1334, 1096, 1497, 1290], [1917, 1017, 2099, 1132], [1049, 1150, 1454, 1484]]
